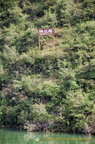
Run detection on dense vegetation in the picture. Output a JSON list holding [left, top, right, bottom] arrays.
[[0, 0, 95, 133]]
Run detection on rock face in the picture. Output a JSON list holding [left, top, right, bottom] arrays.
[[24, 121, 49, 132], [82, 124, 95, 134]]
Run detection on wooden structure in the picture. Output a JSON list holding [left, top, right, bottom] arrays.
[[38, 28, 55, 50]]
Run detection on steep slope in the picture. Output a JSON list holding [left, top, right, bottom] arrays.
[[0, 0, 95, 133]]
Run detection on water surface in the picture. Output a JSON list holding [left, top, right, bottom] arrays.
[[0, 129, 94, 144]]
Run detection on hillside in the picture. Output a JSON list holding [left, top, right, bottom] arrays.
[[0, 0, 95, 133]]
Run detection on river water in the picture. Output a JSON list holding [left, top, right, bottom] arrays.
[[0, 129, 95, 144]]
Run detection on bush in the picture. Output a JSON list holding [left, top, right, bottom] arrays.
[[64, 90, 90, 132], [35, 9, 57, 27]]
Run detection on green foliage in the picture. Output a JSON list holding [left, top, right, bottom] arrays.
[[30, 104, 53, 122], [64, 90, 92, 132], [0, 0, 95, 133], [0, 0, 15, 12], [56, 0, 74, 26], [0, 63, 6, 90], [35, 9, 57, 27]]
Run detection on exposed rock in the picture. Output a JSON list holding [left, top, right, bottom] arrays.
[[82, 124, 95, 134], [24, 121, 51, 132]]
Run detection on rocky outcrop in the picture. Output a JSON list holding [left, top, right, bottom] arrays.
[[82, 124, 95, 134], [24, 121, 52, 132]]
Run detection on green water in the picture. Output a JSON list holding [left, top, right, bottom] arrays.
[[0, 129, 95, 144]]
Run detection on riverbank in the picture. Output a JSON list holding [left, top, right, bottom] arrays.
[[0, 128, 93, 144], [1, 121, 95, 135]]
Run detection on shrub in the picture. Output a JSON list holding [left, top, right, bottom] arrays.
[[35, 9, 57, 27]]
